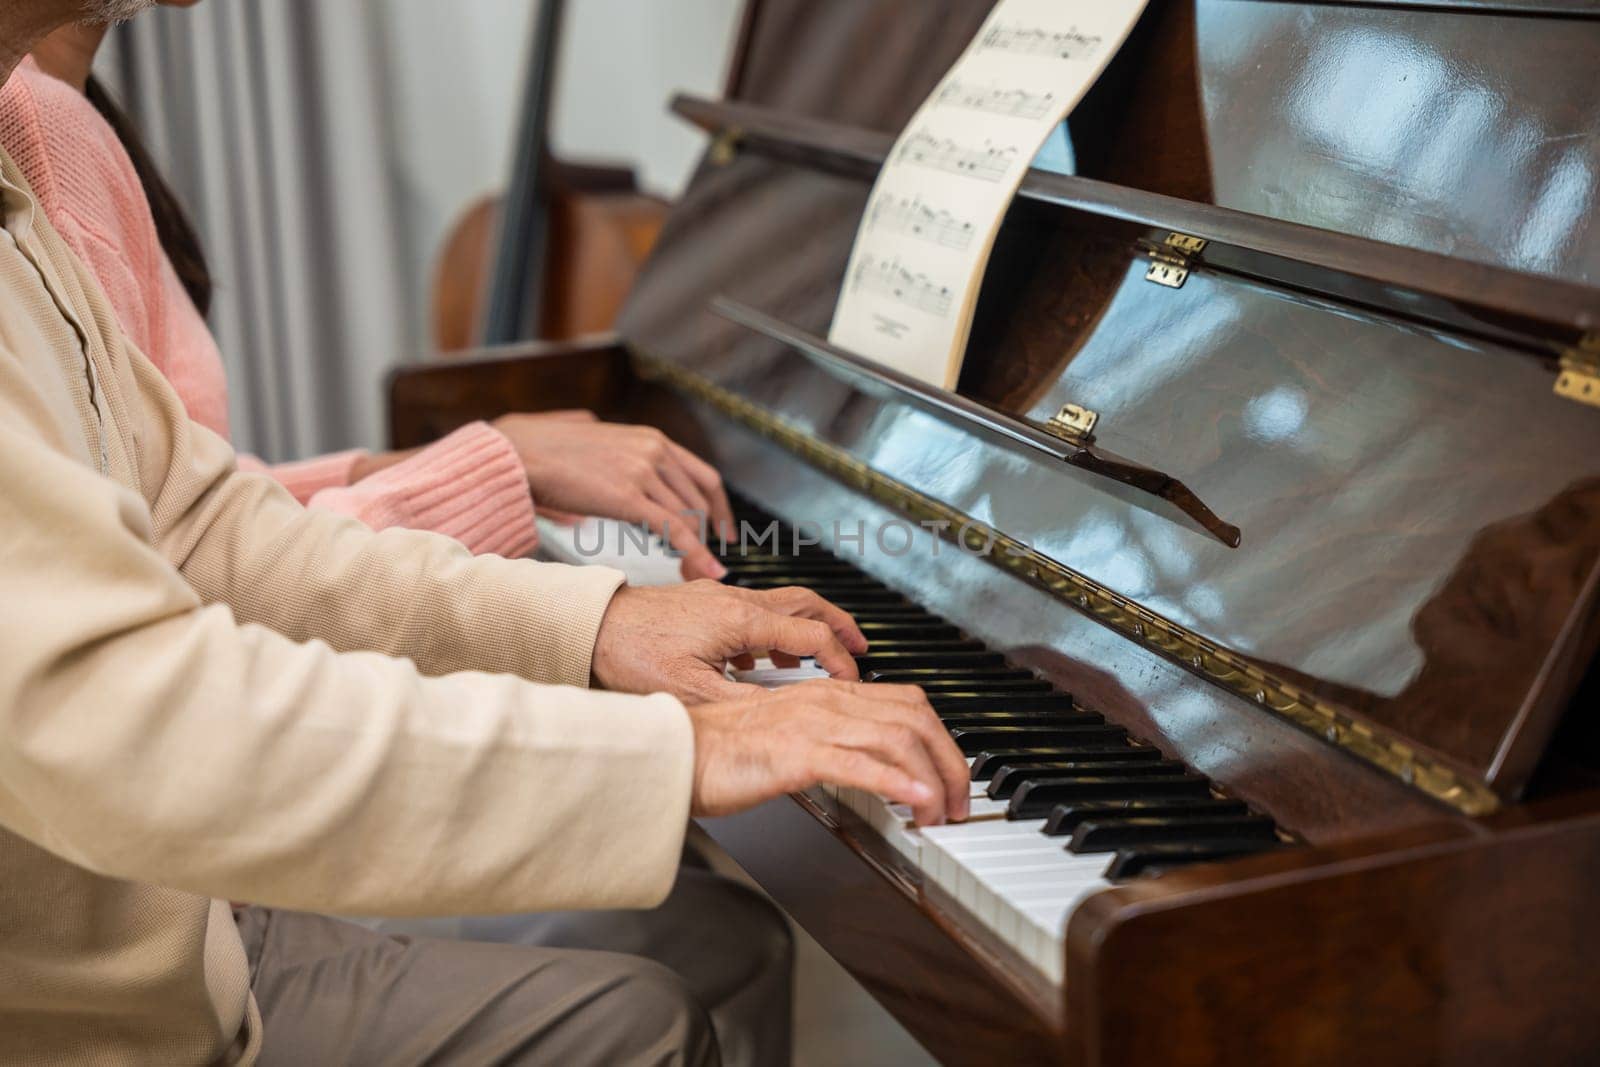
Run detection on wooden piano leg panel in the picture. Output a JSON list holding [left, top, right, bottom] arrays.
[[699, 796, 1069, 1066], [1067, 798, 1600, 1067], [387, 337, 634, 449]]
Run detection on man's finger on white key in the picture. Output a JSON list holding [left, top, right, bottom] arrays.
[[739, 610, 860, 681], [741, 586, 869, 654], [826, 716, 949, 826], [851, 695, 969, 822], [814, 746, 935, 820]]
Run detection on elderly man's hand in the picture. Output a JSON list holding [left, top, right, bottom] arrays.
[[590, 581, 869, 703], [687, 681, 971, 827]]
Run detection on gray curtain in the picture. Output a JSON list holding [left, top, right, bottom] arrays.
[[99, 2, 422, 462]]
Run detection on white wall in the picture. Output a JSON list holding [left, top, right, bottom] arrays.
[[551, 0, 746, 194], [383, 0, 744, 327]]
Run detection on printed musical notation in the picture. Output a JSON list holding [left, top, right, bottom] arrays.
[[829, 0, 1150, 388], [866, 194, 977, 252], [978, 23, 1104, 62], [936, 80, 1058, 122], [897, 131, 1018, 183], [851, 255, 954, 319]]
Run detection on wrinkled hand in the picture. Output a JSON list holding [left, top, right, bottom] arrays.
[[688, 681, 970, 827], [591, 582, 869, 703], [494, 411, 735, 579]]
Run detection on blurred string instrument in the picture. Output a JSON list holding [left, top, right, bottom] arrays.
[[431, 0, 669, 352]]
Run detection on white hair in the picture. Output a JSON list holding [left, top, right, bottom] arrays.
[[81, 0, 157, 24]]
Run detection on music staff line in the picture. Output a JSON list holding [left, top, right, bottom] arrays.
[[896, 131, 1020, 183], [851, 255, 955, 319], [978, 23, 1104, 61], [866, 194, 977, 253], [935, 79, 1058, 122]]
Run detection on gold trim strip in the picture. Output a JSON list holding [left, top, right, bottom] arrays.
[[638, 354, 1501, 818]]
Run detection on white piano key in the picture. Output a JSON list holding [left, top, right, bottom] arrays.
[[916, 816, 1116, 984], [878, 803, 924, 862], [729, 664, 829, 687], [965, 797, 1012, 819], [536, 517, 685, 586]]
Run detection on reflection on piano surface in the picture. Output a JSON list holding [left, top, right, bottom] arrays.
[[392, 1, 1600, 1063]]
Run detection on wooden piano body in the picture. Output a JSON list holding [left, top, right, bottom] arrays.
[[391, 2, 1600, 1062]]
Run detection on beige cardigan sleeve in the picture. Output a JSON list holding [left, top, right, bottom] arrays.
[[0, 335, 694, 916], [120, 345, 618, 688]]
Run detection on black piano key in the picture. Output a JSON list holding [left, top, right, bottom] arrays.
[[986, 760, 1188, 800], [939, 712, 1104, 730], [1069, 815, 1279, 853], [732, 574, 893, 590], [948, 725, 1130, 755], [720, 541, 834, 561], [876, 681, 1049, 697], [970, 747, 1160, 780], [721, 559, 860, 574], [856, 650, 1007, 672], [727, 572, 865, 588], [847, 608, 949, 620], [833, 604, 928, 617], [929, 694, 1076, 713], [1006, 774, 1212, 819], [941, 712, 1103, 730], [855, 622, 964, 641], [721, 553, 833, 567], [870, 671, 1043, 687], [1105, 838, 1285, 881], [785, 588, 908, 604], [857, 639, 988, 654], [1042, 797, 1250, 835]]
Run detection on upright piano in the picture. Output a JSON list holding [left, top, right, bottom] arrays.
[[391, 2, 1600, 1062]]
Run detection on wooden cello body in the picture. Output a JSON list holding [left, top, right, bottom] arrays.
[[431, 0, 668, 353]]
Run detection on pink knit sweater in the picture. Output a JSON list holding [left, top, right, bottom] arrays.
[[0, 58, 539, 558]]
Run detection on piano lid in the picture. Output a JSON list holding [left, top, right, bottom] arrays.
[[619, 0, 1600, 812]]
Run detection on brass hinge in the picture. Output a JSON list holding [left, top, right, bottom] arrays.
[[1554, 333, 1600, 409], [709, 127, 745, 167], [1045, 402, 1099, 443], [1145, 232, 1208, 289]]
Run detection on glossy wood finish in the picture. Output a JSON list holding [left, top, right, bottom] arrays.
[[640, 187, 1600, 795], [1193, 2, 1600, 282], [390, 1, 1600, 1060], [1071, 792, 1600, 1066], [704, 425, 1453, 844], [673, 94, 1598, 354], [711, 298, 1244, 546], [621, 3, 1600, 799], [387, 335, 632, 443]]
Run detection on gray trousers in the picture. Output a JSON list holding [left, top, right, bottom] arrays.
[[238, 905, 719, 1066], [367, 864, 793, 1067]]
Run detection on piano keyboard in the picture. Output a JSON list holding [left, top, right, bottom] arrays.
[[548, 499, 1292, 985], [535, 516, 688, 585]]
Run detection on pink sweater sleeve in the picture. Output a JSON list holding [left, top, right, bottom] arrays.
[[294, 423, 539, 558], [250, 450, 363, 500]]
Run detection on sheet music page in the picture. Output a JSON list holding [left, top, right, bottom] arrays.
[[829, 0, 1150, 389]]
